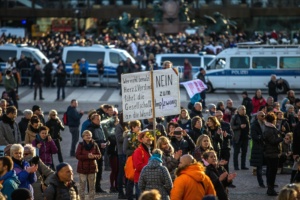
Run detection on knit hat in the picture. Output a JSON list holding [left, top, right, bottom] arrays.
[[32, 105, 41, 112], [56, 162, 69, 173], [11, 188, 32, 200], [208, 103, 216, 110], [150, 153, 163, 163]]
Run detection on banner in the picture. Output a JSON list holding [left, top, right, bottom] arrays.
[[180, 79, 207, 98]]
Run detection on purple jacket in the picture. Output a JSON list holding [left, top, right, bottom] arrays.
[[32, 139, 58, 165]]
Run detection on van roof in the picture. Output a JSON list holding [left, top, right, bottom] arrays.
[[156, 53, 215, 58], [62, 45, 126, 52]]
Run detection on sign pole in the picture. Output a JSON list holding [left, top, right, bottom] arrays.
[[150, 66, 156, 148]]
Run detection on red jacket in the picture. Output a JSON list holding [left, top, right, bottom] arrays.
[[76, 141, 101, 174], [252, 97, 266, 114], [132, 144, 151, 183]]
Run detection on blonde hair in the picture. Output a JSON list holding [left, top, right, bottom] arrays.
[[286, 132, 293, 141], [82, 130, 93, 137], [178, 109, 190, 120], [156, 136, 174, 154], [10, 144, 24, 157], [196, 134, 213, 149], [278, 187, 298, 200], [152, 148, 163, 155], [138, 189, 161, 200], [48, 109, 58, 120]]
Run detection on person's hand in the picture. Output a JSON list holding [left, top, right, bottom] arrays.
[[228, 172, 237, 181], [47, 135, 52, 142], [26, 164, 38, 173], [219, 160, 228, 166], [241, 124, 246, 129], [80, 110, 84, 114], [281, 125, 286, 132], [182, 130, 187, 137], [223, 131, 228, 137], [169, 131, 174, 137], [100, 143, 107, 149], [174, 150, 182, 160], [88, 153, 94, 159], [37, 143, 42, 149], [42, 184, 47, 192], [94, 154, 101, 159], [219, 172, 228, 181]]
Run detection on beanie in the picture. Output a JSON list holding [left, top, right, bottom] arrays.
[[56, 162, 69, 173], [32, 105, 41, 112]]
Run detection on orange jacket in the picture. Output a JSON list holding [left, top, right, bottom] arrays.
[[170, 163, 216, 200]]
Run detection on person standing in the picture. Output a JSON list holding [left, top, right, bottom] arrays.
[[72, 59, 81, 87], [66, 99, 84, 157], [44, 162, 80, 200], [32, 64, 44, 100], [97, 59, 104, 87], [55, 65, 66, 101], [183, 59, 192, 81], [18, 109, 33, 142], [0, 156, 20, 200], [263, 112, 284, 196], [197, 68, 207, 108], [230, 105, 250, 170], [250, 111, 266, 188], [0, 106, 21, 145], [3, 69, 18, 109], [252, 89, 266, 114], [79, 58, 89, 87], [241, 91, 253, 120], [43, 59, 54, 88], [268, 74, 279, 102]]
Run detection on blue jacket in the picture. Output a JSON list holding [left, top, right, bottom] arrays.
[[14, 161, 37, 197], [80, 61, 89, 73], [81, 119, 92, 136], [0, 170, 20, 200], [67, 106, 83, 128]]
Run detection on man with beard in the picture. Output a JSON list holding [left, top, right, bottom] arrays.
[[0, 156, 20, 200], [170, 154, 216, 200], [0, 106, 21, 145]]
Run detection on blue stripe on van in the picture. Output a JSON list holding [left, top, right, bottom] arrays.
[[65, 64, 117, 76], [207, 69, 300, 76]]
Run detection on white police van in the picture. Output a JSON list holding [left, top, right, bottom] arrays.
[[155, 53, 215, 79], [62, 45, 137, 85], [193, 44, 300, 93], [0, 43, 48, 72]]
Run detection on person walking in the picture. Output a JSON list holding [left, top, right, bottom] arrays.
[[66, 99, 84, 157]]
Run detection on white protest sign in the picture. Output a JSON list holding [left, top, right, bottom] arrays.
[[121, 72, 153, 122], [180, 79, 207, 98], [153, 68, 180, 117]]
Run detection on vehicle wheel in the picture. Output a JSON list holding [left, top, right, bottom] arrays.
[[276, 83, 288, 94], [206, 82, 214, 93]]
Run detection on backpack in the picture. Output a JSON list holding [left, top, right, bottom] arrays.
[[63, 112, 68, 126], [124, 156, 135, 181]]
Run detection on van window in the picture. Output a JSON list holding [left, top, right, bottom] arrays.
[[21, 51, 35, 63], [161, 57, 201, 67], [66, 51, 105, 64], [280, 57, 300, 69], [230, 57, 250, 69], [207, 58, 226, 70], [252, 57, 277, 69], [110, 52, 123, 64], [0, 50, 17, 62], [204, 57, 214, 66]]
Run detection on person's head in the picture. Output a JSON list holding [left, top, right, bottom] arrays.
[[274, 102, 280, 110], [271, 74, 277, 82], [265, 112, 277, 125], [48, 109, 58, 120], [194, 102, 202, 111], [178, 154, 197, 170], [215, 110, 224, 122], [208, 104, 216, 114], [278, 183, 300, 200], [81, 58, 86, 63], [295, 98, 300, 108], [276, 110, 284, 120], [196, 134, 213, 150], [284, 132, 293, 144], [200, 68, 206, 75], [173, 127, 183, 139], [157, 136, 173, 154], [242, 91, 248, 98], [267, 96, 274, 105], [138, 130, 154, 147], [0, 156, 14, 176], [23, 144, 36, 161], [179, 109, 190, 120], [191, 116, 203, 129], [39, 126, 49, 140], [0, 99, 7, 112], [32, 105, 42, 115], [30, 115, 40, 129], [129, 120, 141, 133], [138, 189, 161, 200], [87, 109, 97, 120], [256, 111, 265, 122], [11, 188, 33, 200], [97, 59, 103, 64], [23, 109, 33, 120], [56, 162, 73, 183], [207, 116, 220, 128], [91, 113, 101, 125], [237, 105, 246, 116], [255, 89, 262, 98], [10, 144, 24, 161], [6, 106, 17, 120], [82, 130, 93, 143], [163, 60, 172, 69], [287, 90, 295, 98], [106, 105, 114, 117], [203, 150, 218, 166], [71, 99, 78, 107], [167, 121, 178, 134], [226, 99, 233, 108], [287, 105, 295, 114]]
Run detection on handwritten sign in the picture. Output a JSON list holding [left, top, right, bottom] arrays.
[[180, 79, 207, 98], [121, 72, 153, 121], [154, 68, 180, 117]]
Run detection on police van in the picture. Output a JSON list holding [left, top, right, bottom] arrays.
[[156, 53, 215, 79], [0, 43, 48, 72], [62, 45, 137, 85], [193, 45, 300, 93]]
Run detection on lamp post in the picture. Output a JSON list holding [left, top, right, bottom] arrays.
[[75, 9, 81, 35]]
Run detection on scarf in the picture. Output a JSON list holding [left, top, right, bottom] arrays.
[[83, 140, 94, 151], [12, 157, 24, 169]]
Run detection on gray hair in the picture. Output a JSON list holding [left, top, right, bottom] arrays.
[[194, 102, 202, 107], [10, 144, 24, 157], [24, 144, 36, 157], [23, 109, 33, 116], [237, 105, 245, 111]]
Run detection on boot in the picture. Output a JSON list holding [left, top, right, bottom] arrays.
[[267, 187, 278, 196]]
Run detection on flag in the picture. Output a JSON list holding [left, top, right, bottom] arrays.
[[180, 79, 207, 98]]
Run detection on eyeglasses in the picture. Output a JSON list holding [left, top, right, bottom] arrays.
[[259, 115, 265, 117], [23, 153, 31, 156]]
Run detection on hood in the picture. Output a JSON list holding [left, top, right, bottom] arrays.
[[265, 122, 276, 128], [147, 159, 161, 169], [178, 163, 206, 183], [0, 170, 21, 185]]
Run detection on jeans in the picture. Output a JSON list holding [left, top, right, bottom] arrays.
[[57, 86, 65, 99], [54, 139, 63, 163], [8, 90, 18, 109], [79, 173, 96, 200], [69, 127, 79, 156], [126, 179, 134, 200], [135, 183, 141, 199], [117, 154, 126, 194], [233, 138, 249, 168], [256, 165, 264, 185], [34, 83, 43, 99], [266, 157, 278, 189], [96, 156, 104, 188]]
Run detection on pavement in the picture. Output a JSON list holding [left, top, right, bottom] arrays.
[[7, 85, 294, 200]]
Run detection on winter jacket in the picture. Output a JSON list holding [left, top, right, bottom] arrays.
[[252, 96, 266, 114], [170, 163, 216, 200], [205, 164, 230, 200], [139, 159, 173, 200], [207, 126, 223, 156], [170, 135, 195, 155], [44, 175, 79, 200], [115, 123, 125, 155], [250, 119, 265, 167], [220, 121, 233, 150], [32, 137, 58, 165], [4, 75, 17, 92], [189, 107, 203, 119], [177, 119, 192, 133], [76, 141, 101, 174], [0, 114, 21, 145], [88, 123, 106, 154], [230, 114, 250, 143], [132, 143, 151, 183], [46, 118, 65, 140], [13, 159, 37, 196], [55, 68, 66, 87], [25, 124, 42, 144], [241, 96, 253, 117], [0, 170, 21, 200], [162, 148, 179, 181], [32, 69, 43, 84], [263, 122, 283, 158], [188, 127, 207, 143], [72, 62, 80, 75], [18, 117, 30, 141], [80, 119, 92, 136], [66, 106, 83, 128], [293, 122, 300, 155]]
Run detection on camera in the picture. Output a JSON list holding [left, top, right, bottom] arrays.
[[29, 156, 40, 165]]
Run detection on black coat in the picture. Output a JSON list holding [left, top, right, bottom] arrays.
[[32, 69, 43, 84], [241, 97, 253, 117], [263, 123, 283, 158], [250, 119, 265, 167], [293, 122, 300, 155], [18, 117, 30, 141], [56, 69, 66, 87], [170, 135, 195, 155], [45, 118, 65, 140], [220, 121, 233, 150]]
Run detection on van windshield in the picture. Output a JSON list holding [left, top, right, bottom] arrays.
[[161, 57, 201, 67], [32, 50, 48, 62], [207, 58, 226, 70], [120, 51, 135, 63]]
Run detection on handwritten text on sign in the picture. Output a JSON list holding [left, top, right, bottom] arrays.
[[122, 72, 152, 121]]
